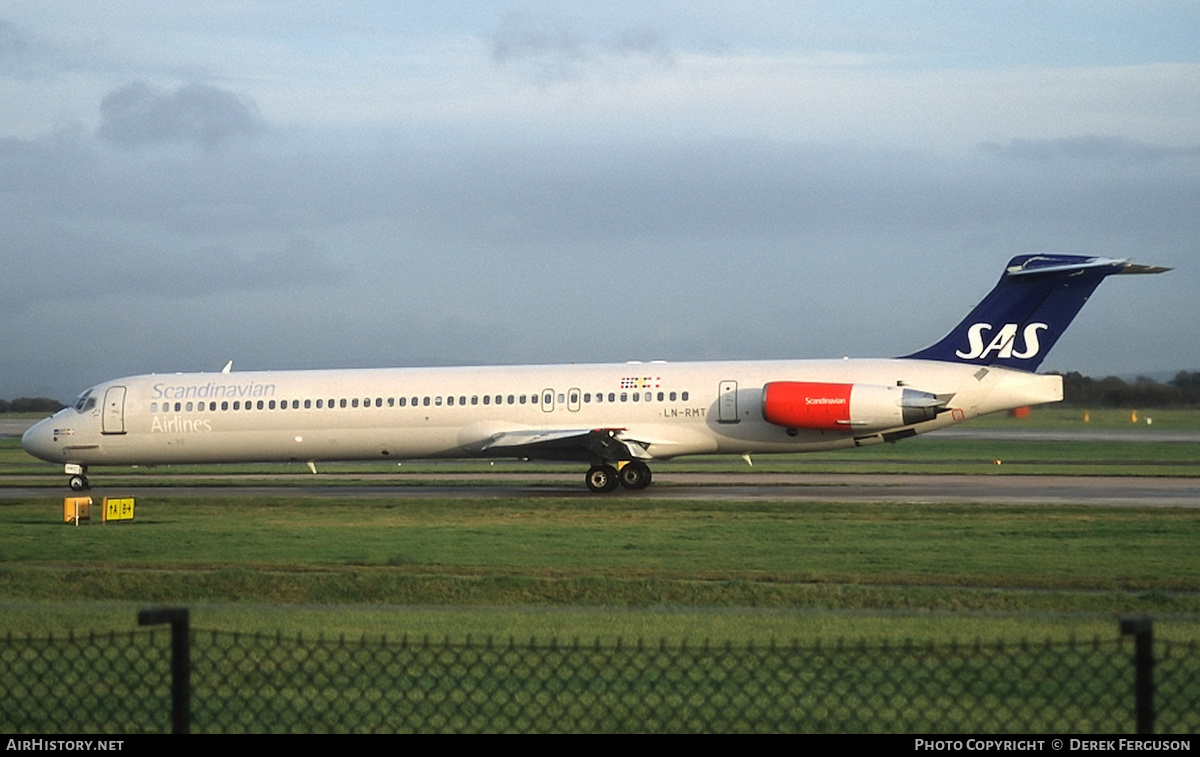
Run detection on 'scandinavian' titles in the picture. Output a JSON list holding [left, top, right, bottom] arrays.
[[152, 382, 277, 400]]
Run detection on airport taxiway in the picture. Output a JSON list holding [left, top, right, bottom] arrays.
[[2, 472, 1199, 507]]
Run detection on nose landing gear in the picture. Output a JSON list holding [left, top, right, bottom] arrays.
[[65, 464, 90, 491]]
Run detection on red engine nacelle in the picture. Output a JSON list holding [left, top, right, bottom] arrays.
[[761, 381, 942, 432]]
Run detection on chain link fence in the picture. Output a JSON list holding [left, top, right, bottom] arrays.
[[2, 612, 1197, 733]]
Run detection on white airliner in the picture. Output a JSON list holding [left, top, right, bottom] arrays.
[[22, 254, 1166, 492]]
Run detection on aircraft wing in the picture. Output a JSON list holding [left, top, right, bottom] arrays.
[[479, 427, 653, 461]]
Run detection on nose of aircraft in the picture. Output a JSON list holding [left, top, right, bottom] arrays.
[[21, 417, 59, 462]]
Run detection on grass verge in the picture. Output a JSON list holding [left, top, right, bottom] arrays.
[[2, 494, 1198, 641]]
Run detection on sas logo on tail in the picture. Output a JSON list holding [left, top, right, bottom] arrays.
[[956, 322, 1048, 360]]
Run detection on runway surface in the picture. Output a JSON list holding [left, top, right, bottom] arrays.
[[0, 419, 37, 437], [3, 472, 1199, 507]]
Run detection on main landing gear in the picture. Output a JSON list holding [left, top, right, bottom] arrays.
[[585, 461, 652, 493]]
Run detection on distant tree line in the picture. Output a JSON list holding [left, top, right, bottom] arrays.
[[0, 397, 65, 413], [1055, 371, 1200, 408]]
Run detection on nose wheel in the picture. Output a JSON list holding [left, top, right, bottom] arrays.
[[65, 464, 90, 491]]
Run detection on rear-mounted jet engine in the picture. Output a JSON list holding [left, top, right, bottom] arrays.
[[761, 381, 945, 432]]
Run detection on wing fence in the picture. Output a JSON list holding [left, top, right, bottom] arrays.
[[2, 613, 1196, 734]]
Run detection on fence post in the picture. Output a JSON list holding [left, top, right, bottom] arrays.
[[1119, 615, 1154, 735], [138, 607, 191, 735]]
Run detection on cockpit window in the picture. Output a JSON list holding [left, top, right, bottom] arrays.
[[72, 390, 96, 413]]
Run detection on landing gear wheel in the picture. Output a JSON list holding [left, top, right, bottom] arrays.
[[618, 461, 652, 490], [585, 464, 620, 493], [68, 475, 89, 491]]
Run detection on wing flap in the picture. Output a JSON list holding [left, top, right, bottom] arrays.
[[480, 428, 652, 461]]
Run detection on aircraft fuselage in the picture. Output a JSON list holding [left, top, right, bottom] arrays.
[[22, 358, 1058, 468]]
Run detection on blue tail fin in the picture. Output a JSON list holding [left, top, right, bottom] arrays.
[[903, 254, 1168, 371]]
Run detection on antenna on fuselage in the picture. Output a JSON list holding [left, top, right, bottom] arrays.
[[221, 361, 233, 374]]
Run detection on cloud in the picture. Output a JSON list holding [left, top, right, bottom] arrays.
[[978, 136, 1200, 164], [97, 81, 265, 149], [0, 19, 30, 61], [490, 14, 673, 83], [0, 215, 347, 315], [161, 236, 351, 296]]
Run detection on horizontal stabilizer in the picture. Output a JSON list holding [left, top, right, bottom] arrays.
[[1116, 262, 1172, 276]]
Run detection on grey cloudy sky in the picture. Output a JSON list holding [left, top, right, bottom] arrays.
[[2, 2, 1197, 400]]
